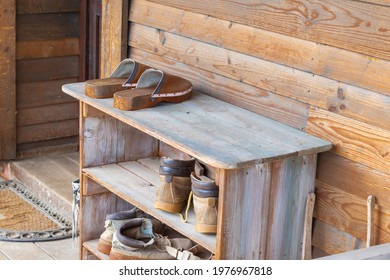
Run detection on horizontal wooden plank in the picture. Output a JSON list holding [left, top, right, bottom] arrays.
[[16, 38, 79, 60], [129, 23, 390, 131], [16, 56, 79, 83], [314, 180, 390, 244], [312, 219, 364, 255], [17, 119, 79, 144], [149, 0, 390, 61], [64, 83, 331, 169], [16, 13, 79, 41], [352, 0, 390, 6], [130, 48, 308, 130], [17, 102, 79, 126], [17, 78, 78, 109], [16, 136, 79, 159], [306, 107, 390, 174], [319, 242, 390, 260], [317, 152, 390, 209], [130, 0, 390, 97], [16, 0, 80, 14], [83, 160, 217, 253]]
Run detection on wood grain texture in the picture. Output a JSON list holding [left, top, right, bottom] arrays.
[[217, 164, 271, 259], [16, 38, 80, 59], [316, 152, 390, 209], [130, 48, 308, 130], [16, 13, 79, 41], [81, 114, 119, 168], [83, 161, 217, 253], [16, 136, 78, 160], [81, 104, 158, 168], [129, 23, 390, 131], [319, 242, 390, 260], [64, 83, 331, 169], [130, 0, 390, 97], [314, 180, 390, 244], [306, 107, 390, 175], [302, 193, 316, 260], [17, 78, 77, 109], [0, 0, 16, 160], [16, 56, 79, 83], [17, 119, 79, 144], [266, 154, 317, 259], [82, 175, 108, 196], [149, 0, 390, 61], [17, 102, 79, 126], [312, 219, 364, 255], [16, 0, 80, 14], [100, 0, 129, 78]]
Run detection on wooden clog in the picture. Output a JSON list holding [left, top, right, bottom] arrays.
[[85, 58, 149, 99], [113, 69, 193, 111]]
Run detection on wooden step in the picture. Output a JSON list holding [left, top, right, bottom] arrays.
[[10, 152, 79, 219]]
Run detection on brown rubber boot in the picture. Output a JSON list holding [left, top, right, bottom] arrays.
[[154, 157, 195, 213], [191, 173, 219, 233], [109, 218, 193, 260]]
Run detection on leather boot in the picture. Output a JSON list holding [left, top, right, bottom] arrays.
[[109, 218, 193, 260], [154, 157, 195, 213], [97, 208, 140, 254], [97, 208, 164, 254], [191, 173, 219, 233]]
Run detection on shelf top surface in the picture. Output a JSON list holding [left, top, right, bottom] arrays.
[[63, 82, 332, 169]]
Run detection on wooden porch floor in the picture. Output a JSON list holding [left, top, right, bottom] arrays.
[[0, 152, 80, 260]]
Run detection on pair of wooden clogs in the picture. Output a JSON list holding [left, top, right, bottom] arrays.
[[85, 59, 193, 111]]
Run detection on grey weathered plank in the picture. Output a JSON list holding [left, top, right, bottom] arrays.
[[63, 83, 331, 169], [35, 238, 79, 260], [0, 241, 54, 260], [318, 242, 390, 260], [83, 160, 216, 253]]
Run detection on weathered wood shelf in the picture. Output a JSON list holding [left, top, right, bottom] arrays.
[[62, 82, 332, 260], [83, 158, 216, 253], [83, 240, 109, 260], [63, 82, 331, 169]]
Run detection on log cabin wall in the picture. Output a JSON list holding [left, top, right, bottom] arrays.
[[15, 0, 81, 158], [103, 0, 390, 256]]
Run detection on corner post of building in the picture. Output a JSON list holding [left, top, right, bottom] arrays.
[[100, 0, 130, 78]]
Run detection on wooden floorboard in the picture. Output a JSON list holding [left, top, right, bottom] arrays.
[[2, 152, 80, 260], [35, 238, 79, 260], [0, 241, 54, 260]]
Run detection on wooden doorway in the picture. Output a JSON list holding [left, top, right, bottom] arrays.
[[80, 0, 102, 81], [0, 1, 16, 160]]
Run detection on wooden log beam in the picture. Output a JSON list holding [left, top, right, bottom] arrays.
[[0, 0, 16, 159]]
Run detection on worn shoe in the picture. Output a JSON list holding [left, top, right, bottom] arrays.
[[85, 58, 149, 98], [154, 157, 195, 213], [97, 208, 142, 255], [109, 218, 193, 260], [191, 173, 219, 233]]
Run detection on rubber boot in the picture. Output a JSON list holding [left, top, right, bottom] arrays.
[[191, 173, 219, 233], [154, 157, 195, 213]]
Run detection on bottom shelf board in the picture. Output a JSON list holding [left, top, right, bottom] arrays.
[[83, 240, 109, 260], [82, 157, 217, 253]]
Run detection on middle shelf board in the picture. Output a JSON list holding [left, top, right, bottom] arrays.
[[82, 157, 217, 253]]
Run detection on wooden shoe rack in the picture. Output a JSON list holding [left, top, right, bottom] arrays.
[[62, 82, 332, 260]]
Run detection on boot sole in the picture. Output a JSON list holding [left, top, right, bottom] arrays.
[[97, 238, 112, 255], [196, 223, 217, 233], [109, 251, 144, 260], [154, 200, 184, 213]]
